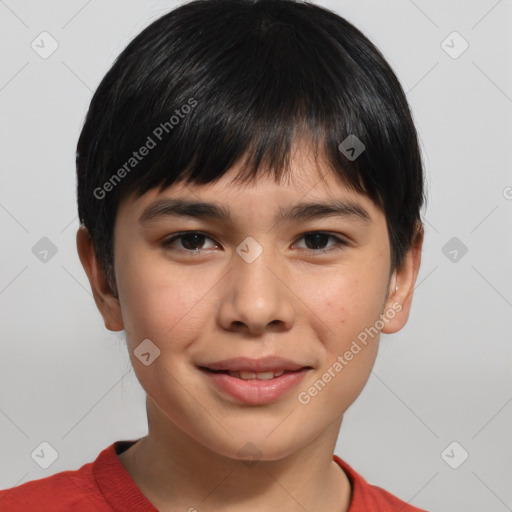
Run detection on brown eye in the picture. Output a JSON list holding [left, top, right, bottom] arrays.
[[294, 232, 347, 253], [162, 232, 218, 252]]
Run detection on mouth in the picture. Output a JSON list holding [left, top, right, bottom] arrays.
[[200, 367, 308, 380], [197, 357, 313, 404], [198, 355, 313, 379]]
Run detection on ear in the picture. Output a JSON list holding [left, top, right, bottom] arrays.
[[381, 225, 424, 334], [76, 225, 124, 331]]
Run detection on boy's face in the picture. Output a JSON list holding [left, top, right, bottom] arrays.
[[79, 142, 422, 461]]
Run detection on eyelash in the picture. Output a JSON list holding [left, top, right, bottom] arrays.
[[161, 231, 348, 255]]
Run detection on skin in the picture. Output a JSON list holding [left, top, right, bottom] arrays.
[[77, 142, 423, 512]]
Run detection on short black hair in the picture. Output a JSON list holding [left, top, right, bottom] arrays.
[[76, 0, 425, 291]]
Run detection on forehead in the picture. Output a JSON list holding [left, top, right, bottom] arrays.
[[117, 141, 382, 224]]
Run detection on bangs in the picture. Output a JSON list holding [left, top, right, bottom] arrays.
[[99, 5, 391, 207]]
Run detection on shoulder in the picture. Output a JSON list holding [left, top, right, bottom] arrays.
[[0, 446, 112, 512], [333, 455, 429, 512]]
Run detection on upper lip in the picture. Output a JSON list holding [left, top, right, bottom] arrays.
[[200, 356, 311, 373]]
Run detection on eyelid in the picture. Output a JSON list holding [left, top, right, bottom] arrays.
[[292, 232, 349, 253], [161, 230, 350, 254], [161, 231, 219, 250]]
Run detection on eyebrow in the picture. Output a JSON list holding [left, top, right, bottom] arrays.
[[139, 197, 371, 225]]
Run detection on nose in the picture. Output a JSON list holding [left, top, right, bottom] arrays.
[[216, 244, 296, 336]]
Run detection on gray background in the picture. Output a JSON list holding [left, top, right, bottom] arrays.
[[0, 0, 511, 510]]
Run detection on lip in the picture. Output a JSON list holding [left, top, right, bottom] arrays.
[[198, 357, 312, 405], [199, 368, 311, 405], [200, 356, 309, 373]]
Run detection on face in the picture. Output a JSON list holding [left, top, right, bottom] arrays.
[[79, 143, 421, 462]]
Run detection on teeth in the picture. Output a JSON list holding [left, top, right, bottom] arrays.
[[238, 371, 257, 380], [228, 370, 287, 380]]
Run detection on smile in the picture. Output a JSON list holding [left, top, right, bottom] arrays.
[[199, 365, 312, 405]]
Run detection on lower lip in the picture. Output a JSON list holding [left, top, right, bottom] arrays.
[[200, 368, 310, 405]]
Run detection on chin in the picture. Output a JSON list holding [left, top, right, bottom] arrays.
[[204, 427, 309, 464]]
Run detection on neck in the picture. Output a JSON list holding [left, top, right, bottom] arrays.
[[118, 401, 352, 512]]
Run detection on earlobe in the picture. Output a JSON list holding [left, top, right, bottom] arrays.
[[381, 225, 424, 334], [76, 226, 124, 332]]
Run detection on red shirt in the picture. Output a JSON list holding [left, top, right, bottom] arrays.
[[0, 441, 427, 511]]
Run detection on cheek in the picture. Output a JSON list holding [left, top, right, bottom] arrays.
[[115, 250, 209, 345], [298, 262, 388, 346], [295, 261, 388, 404]]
